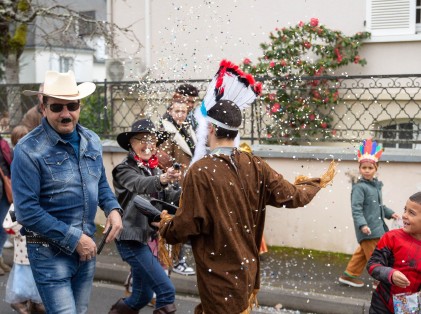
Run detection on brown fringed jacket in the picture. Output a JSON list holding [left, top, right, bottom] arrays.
[[160, 149, 324, 314]]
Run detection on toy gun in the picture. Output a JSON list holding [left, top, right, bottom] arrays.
[[133, 195, 178, 222]]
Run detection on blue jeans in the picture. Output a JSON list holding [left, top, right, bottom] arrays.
[[27, 243, 96, 314], [0, 194, 10, 256], [116, 240, 175, 309]]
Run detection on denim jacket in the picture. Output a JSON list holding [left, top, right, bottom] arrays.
[[11, 118, 121, 255]]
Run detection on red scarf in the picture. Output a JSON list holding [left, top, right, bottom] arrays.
[[133, 154, 159, 169]]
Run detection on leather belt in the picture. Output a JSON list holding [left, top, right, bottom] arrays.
[[26, 235, 50, 245]]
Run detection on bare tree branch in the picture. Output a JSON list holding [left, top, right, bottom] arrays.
[[0, 0, 142, 70]]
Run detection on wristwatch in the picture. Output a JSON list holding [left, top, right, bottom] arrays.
[[111, 208, 123, 217]]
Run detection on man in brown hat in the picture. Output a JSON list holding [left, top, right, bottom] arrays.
[[12, 70, 123, 314]]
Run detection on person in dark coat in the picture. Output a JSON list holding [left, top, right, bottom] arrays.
[[108, 119, 181, 314]]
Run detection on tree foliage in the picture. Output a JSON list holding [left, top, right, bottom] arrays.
[[242, 18, 370, 144], [79, 86, 111, 136]]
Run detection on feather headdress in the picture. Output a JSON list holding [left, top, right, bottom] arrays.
[[192, 60, 262, 163], [357, 139, 383, 164], [201, 59, 262, 118]]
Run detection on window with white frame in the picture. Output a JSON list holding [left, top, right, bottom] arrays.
[[366, 0, 418, 36], [59, 57, 74, 73], [380, 122, 421, 149]]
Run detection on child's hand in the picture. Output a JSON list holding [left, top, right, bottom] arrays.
[[392, 213, 401, 220], [361, 225, 371, 235], [392, 271, 410, 288]]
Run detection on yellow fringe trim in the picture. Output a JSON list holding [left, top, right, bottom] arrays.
[[158, 236, 181, 268], [158, 213, 181, 267], [247, 289, 259, 311], [239, 142, 252, 153], [294, 160, 337, 188]]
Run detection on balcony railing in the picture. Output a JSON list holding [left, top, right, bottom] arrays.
[[1, 74, 421, 148]]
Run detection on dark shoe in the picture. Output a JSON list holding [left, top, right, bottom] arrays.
[[153, 303, 176, 314], [0, 256, 11, 272], [11, 301, 30, 314], [108, 298, 139, 314], [338, 275, 364, 287], [29, 301, 46, 314]]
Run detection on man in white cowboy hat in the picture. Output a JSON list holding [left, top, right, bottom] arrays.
[[11, 70, 123, 314]]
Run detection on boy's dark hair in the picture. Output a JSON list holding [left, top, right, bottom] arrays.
[[175, 84, 199, 97], [207, 100, 242, 139], [409, 192, 421, 205]]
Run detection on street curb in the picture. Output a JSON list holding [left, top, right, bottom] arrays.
[[3, 251, 370, 314], [168, 275, 370, 314], [92, 259, 371, 314]]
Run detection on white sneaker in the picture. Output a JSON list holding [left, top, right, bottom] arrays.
[[172, 261, 195, 276], [3, 239, 13, 249]]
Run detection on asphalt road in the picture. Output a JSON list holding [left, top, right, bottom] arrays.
[[0, 273, 305, 314]]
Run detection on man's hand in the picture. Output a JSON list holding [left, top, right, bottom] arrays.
[[76, 234, 97, 261], [392, 270, 410, 288], [159, 210, 173, 229], [105, 209, 123, 243]]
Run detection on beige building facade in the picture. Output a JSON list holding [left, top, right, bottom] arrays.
[[107, 0, 421, 79], [101, 0, 421, 254]]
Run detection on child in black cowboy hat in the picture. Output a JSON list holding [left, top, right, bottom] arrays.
[[109, 118, 180, 314]]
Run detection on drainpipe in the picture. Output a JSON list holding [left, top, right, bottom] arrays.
[[144, 0, 151, 68], [110, 0, 115, 58]]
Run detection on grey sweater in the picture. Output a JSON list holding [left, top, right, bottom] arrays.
[[351, 178, 395, 243]]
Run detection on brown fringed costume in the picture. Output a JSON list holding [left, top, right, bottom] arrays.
[[160, 149, 334, 314]]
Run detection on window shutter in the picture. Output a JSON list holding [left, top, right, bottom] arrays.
[[366, 0, 416, 36]]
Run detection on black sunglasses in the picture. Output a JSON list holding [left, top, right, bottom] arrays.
[[46, 102, 80, 113]]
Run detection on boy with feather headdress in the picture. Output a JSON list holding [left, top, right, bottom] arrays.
[[339, 139, 400, 289]]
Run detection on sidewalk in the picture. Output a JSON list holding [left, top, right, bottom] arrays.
[[3, 239, 373, 314]]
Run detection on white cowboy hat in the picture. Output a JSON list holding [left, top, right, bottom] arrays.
[[23, 70, 96, 100]]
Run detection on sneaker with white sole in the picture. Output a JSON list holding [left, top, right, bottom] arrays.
[[338, 275, 364, 287], [172, 262, 195, 276]]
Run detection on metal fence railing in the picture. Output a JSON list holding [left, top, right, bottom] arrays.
[[1, 74, 421, 148]]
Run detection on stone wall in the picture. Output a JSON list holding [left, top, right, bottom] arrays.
[[99, 141, 421, 254]]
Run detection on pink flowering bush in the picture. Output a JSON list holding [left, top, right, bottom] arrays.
[[242, 18, 370, 144]]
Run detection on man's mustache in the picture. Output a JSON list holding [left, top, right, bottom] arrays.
[[61, 118, 72, 123]]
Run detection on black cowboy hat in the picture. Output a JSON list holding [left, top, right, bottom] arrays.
[[117, 119, 169, 151]]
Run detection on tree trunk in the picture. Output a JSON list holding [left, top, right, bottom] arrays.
[[5, 54, 23, 129]]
